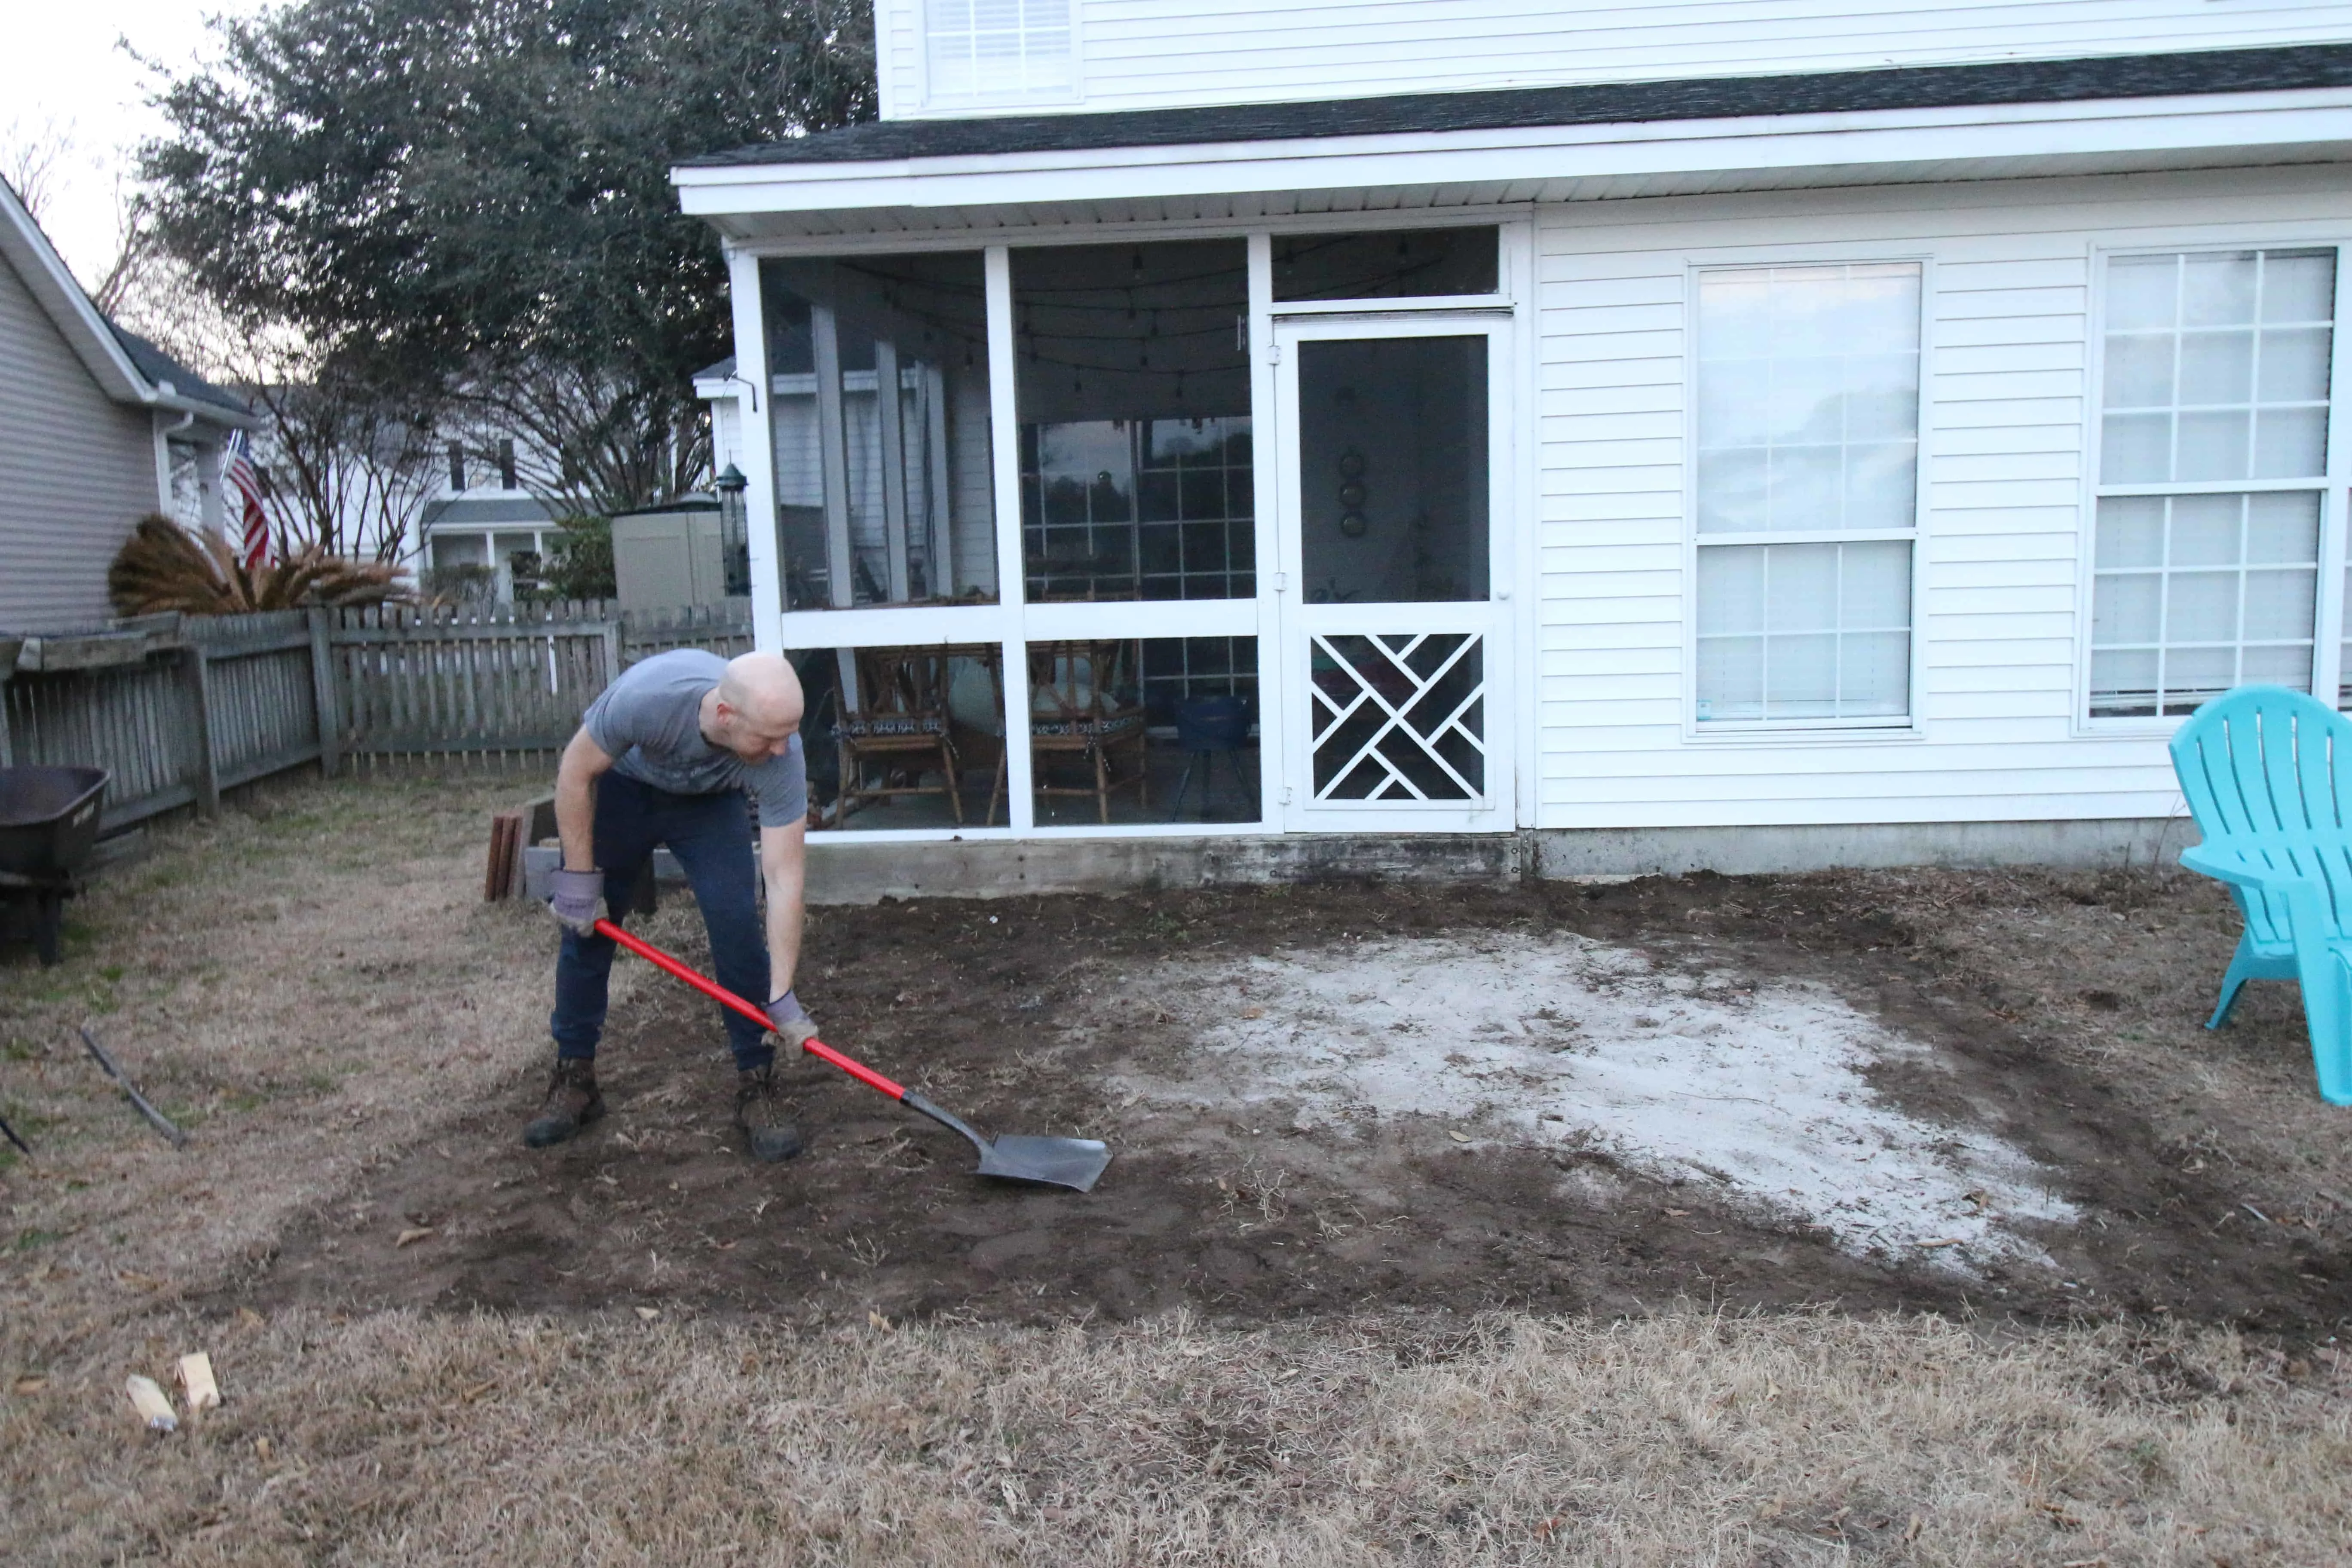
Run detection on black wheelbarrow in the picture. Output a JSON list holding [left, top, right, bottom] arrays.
[[0, 766, 109, 966]]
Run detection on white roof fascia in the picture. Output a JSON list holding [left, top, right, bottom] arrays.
[[674, 86, 2352, 222], [0, 177, 257, 428]]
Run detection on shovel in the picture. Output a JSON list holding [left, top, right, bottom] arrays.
[[595, 919, 1112, 1192]]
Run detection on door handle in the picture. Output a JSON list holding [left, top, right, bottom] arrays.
[[1494, 588, 1511, 601]]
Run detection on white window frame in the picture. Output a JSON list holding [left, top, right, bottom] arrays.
[[2077, 239, 2352, 733], [1681, 254, 1933, 741], [918, 0, 1083, 110]]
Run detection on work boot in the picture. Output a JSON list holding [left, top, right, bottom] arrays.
[[524, 1059, 604, 1148], [735, 1064, 805, 1163]]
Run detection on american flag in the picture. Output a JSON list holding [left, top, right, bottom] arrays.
[[223, 429, 269, 567]]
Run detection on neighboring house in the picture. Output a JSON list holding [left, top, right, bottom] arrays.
[[674, 6, 2352, 866], [0, 177, 256, 634], [418, 431, 564, 600]]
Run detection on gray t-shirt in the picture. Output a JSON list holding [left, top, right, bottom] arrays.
[[582, 649, 807, 826]]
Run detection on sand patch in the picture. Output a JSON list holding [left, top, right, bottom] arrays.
[[1123, 933, 2076, 1269]]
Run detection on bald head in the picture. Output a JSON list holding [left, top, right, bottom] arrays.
[[707, 652, 804, 763]]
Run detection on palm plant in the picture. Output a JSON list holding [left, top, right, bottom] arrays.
[[107, 514, 412, 616]]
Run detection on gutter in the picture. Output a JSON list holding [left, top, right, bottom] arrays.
[[146, 379, 260, 431]]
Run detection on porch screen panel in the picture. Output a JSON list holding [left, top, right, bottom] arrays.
[[1272, 227, 1499, 302], [1020, 637, 1262, 828], [1013, 241, 1253, 604], [1694, 263, 1921, 725], [760, 254, 995, 611], [2089, 248, 2336, 717]]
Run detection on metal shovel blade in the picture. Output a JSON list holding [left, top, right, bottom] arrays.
[[906, 1092, 1112, 1193], [975, 1134, 1114, 1193]]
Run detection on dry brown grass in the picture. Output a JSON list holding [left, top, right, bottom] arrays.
[[0, 768, 571, 1298], [6, 783, 2352, 1562], [9, 1304, 2352, 1563]]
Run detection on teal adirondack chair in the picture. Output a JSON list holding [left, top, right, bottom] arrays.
[[2169, 683, 2352, 1104]]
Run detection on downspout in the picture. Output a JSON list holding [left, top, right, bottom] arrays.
[[153, 398, 198, 518]]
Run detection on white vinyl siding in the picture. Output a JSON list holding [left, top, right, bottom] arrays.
[[876, 0, 2349, 120], [0, 252, 163, 634], [923, 0, 1075, 106], [1535, 164, 2352, 833], [2087, 246, 2339, 718]]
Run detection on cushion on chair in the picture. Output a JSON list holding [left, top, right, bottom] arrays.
[[1031, 680, 1096, 718], [1030, 711, 1145, 740], [836, 715, 946, 739]]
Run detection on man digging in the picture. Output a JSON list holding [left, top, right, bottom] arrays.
[[528, 649, 817, 1161]]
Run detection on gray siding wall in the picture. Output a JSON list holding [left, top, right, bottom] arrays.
[[0, 253, 158, 634]]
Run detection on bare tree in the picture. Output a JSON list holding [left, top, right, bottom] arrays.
[[243, 369, 446, 564], [86, 181, 160, 318], [6, 117, 175, 334], [0, 115, 74, 224], [465, 364, 711, 521]]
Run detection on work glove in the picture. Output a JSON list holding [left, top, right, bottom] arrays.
[[547, 868, 605, 937], [767, 988, 819, 1048]]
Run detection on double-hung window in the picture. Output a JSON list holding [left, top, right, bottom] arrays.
[[1693, 262, 1923, 727], [925, 0, 1073, 103], [2088, 248, 2339, 718]]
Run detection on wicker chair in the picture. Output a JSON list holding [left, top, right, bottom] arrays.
[[833, 646, 962, 824], [988, 640, 1148, 826]]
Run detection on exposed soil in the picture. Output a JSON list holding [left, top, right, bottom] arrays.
[[218, 870, 2352, 1338]]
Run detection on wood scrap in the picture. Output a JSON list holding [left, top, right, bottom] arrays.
[[178, 1352, 219, 1414], [125, 1374, 177, 1432], [484, 810, 525, 900], [0, 1109, 28, 1157]]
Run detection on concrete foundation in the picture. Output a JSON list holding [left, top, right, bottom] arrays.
[[522, 817, 2199, 907], [1530, 816, 2199, 881], [801, 833, 1524, 904]]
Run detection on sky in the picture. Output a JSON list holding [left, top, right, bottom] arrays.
[[4, 2, 270, 288]]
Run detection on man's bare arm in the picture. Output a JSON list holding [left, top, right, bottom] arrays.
[[554, 727, 616, 872], [758, 819, 809, 1025]]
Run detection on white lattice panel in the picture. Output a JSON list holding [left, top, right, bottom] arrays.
[[1308, 631, 1486, 802]]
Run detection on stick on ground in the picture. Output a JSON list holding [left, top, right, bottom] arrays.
[[0, 1110, 28, 1157], [78, 1027, 187, 1149]]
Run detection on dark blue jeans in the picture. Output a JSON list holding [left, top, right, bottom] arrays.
[[550, 773, 772, 1072]]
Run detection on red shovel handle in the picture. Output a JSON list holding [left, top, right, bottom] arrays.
[[592, 918, 907, 1101]]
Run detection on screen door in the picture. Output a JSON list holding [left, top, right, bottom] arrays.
[[1272, 318, 1514, 831]]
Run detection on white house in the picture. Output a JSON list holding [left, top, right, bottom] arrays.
[[0, 177, 257, 634], [416, 430, 565, 600], [676, 7, 2352, 870]]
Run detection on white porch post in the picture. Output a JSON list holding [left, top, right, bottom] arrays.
[[811, 304, 856, 610], [874, 337, 913, 602], [196, 439, 228, 542], [923, 363, 953, 594], [1246, 230, 1281, 831], [723, 245, 783, 652], [986, 245, 1034, 831]]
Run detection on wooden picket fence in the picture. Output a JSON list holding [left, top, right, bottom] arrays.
[[0, 600, 753, 830]]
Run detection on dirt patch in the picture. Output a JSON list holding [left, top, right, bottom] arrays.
[[232, 874, 2352, 1335], [1110, 933, 2081, 1269]]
